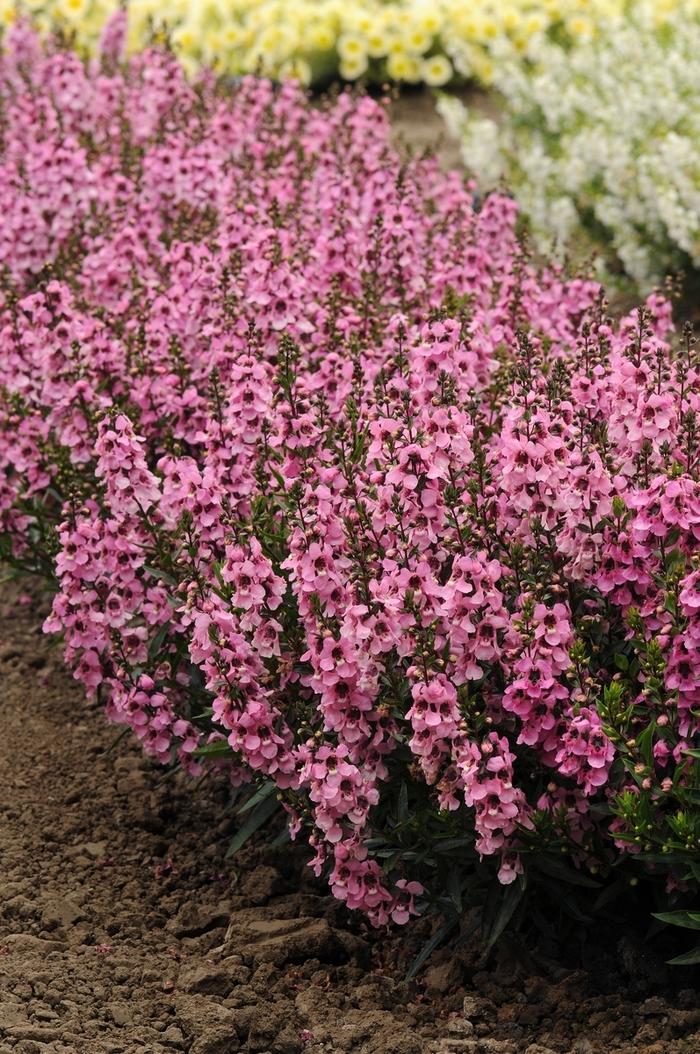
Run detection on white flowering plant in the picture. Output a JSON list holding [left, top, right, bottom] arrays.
[[439, 1, 700, 292]]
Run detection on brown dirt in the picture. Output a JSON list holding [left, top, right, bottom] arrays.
[[0, 582, 698, 1054], [389, 89, 462, 169], [388, 86, 497, 170]]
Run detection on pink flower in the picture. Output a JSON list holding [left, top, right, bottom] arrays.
[[1, 32, 694, 924]]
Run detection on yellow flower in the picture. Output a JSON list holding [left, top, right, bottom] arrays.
[[351, 14, 373, 35], [456, 15, 485, 41], [386, 33, 409, 55], [366, 31, 390, 59], [172, 25, 197, 53], [402, 28, 431, 55], [310, 24, 335, 51], [339, 53, 369, 79], [481, 17, 498, 40], [222, 24, 243, 48], [415, 10, 441, 36], [337, 32, 366, 62], [500, 7, 521, 34], [386, 50, 420, 82], [279, 57, 312, 85], [470, 52, 495, 85], [10, 0, 697, 95], [421, 54, 453, 86], [525, 14, 548, 35], [258, 24, 292, 58], [179, 53, 198, 79], [566, 15, 594, 38], [0, 2, 15, 27], [57, 0, 89, 20]]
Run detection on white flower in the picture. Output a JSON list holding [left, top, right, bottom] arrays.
[[441, 0, 700, 291]]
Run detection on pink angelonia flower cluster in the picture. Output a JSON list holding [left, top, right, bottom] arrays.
[[0, 24, 697, 921]]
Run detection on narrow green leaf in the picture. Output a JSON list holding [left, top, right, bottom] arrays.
[[193, 739, 232, 758], [143, 564, 178, 586], [397, 782, 409, 824], [666, 944, 700, 966], [405, 916, 459, 982], [539, 878, 592, 924], [687, 862, 700, 883], [535, 857, 602, 888], [485, 883, 524, 953], [237, 780, 277, 816], [148, 621, 171, 660], [447, 869, 464, 913], [269, 825, 292, 850], [592, 878, 626, 913], [99, 726, 131, 758], [636, 722, 656, 768], [226, 794, 280, 859], [434, 836, 474, 852], [652, 911, 700, 931]]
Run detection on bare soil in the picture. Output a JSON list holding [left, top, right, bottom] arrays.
[[389, 86, 499, 169], [389, 89, 463, 169]]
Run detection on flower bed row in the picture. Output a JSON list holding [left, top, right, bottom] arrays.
[[440, 0, 700, 293], [5, 0, 694, 88], [0, 25, 698, 928]]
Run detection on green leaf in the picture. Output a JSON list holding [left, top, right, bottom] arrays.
[[687, 862, 700, 884], [485, 883, 524, 953], [636, 852, 679, 864], [397, 782, 409, 824], [636, 722, 656, 768], [148, 621, 171, 660], [191, 707, 214, 720], [534, 857, 602, 888], [447, 869, 464, 913], [652, 911, 700, 931], [99, 726, 131, 758], [269, 825, 292, 850], [666, 944, 700, 966], [681, 747, 700, 759], [539, 878, 592, 924], [434, 835, 474, 852], [237, 780, 278, 816], [405, 916, 459, 982], [592, 878, 626, 913], [143, 564, 178, 586], [192, 739, 232, 758], [614, 653, 629, 672], [226, 793, 280, 859]]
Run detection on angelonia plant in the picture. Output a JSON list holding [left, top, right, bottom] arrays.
[[0, 21, 698, 927]]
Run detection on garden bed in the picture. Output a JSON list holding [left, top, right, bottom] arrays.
[[0, 21, 699, 1054], [1, 583, 698, 1054]]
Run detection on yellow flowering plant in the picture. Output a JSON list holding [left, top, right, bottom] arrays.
[[0, 0, 687, 89]]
